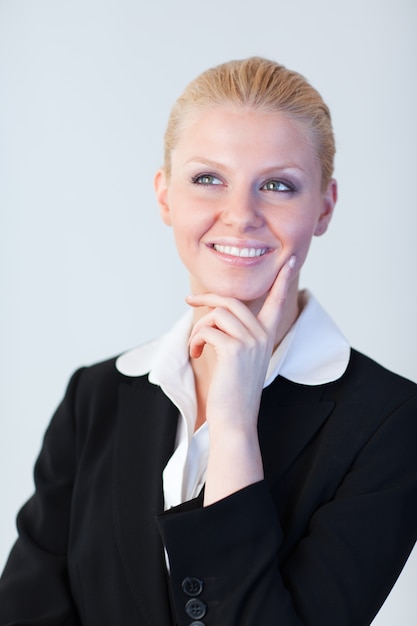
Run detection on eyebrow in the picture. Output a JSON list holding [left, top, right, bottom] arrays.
[[184, 157, 307, 175]]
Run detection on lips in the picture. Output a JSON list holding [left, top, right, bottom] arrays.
[[212, 244, 268, 258]]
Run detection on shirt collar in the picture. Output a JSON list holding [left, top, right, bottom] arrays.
[[116, 290, 350, 387]]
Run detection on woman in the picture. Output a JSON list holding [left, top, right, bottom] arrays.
[[1, 57, 416, 626]]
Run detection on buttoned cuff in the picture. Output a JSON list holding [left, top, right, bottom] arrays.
[[157, 481, 283, 625]]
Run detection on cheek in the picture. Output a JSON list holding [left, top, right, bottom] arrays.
[[170, 200, 214, 240], [277, 217, 318, 268], [169, 211, 209, 265], [278, 217, 316, 250]]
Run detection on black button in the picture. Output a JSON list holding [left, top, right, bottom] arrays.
[[190, 622, 206, 626], [185, 598, 207, 620], [181, 576, 204, 597]]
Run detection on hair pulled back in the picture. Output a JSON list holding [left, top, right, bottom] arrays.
[[164, 56, 335, 190]]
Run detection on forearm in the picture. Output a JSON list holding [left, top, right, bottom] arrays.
[[203, 425, 264, 506]]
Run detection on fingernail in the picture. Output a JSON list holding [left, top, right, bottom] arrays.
[[288, 255, 296, 269]]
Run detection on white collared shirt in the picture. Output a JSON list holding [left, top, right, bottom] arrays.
[[116, 291, 350, 510]]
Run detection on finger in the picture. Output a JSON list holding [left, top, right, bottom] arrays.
[[189, 306, 257, 345], [257, 255, 297, 330], [186, 293, 261, 335], [189, 324, 237, 359]]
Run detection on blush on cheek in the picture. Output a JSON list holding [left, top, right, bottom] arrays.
[[288, 244, 311, 274], [291, 224, 318, 259]]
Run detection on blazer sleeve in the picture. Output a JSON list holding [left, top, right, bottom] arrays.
[[0, 370, 83, 625], [157, 391, 417, 626]]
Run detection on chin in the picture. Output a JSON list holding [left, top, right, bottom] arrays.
[[190, 272, 277, 304], [217, 284, 270, 305]]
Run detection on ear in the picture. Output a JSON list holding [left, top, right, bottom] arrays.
[[314, 178, 337, 237], [154, 168, 172, 226]]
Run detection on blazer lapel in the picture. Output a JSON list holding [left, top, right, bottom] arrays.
[[113, 377, 178, 625], [258, 376, 335, 485]]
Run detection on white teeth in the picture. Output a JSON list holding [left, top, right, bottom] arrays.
[[213, 244, 266, 257]]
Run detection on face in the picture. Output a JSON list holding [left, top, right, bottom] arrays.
[[155, 106, 336, 311]]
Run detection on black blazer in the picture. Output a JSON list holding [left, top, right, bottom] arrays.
[[1, 349, 417, 625]]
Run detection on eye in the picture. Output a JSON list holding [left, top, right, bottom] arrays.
[[261, 179, 294, 192], [192, 173, 223, 186]]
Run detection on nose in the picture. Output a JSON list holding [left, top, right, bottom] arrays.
[[221, 189, 264, 231]]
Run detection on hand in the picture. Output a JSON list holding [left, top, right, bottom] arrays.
[[186, 255, 297, 433], [186, 255, 297, 505]]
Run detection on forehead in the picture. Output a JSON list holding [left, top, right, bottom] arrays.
[[172, 106, 319, 173]]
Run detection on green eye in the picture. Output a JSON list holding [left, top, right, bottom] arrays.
[[193, 174, 222, 185], [262, 180, 293, 192]]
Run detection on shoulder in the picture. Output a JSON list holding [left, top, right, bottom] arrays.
[[65, 352, 153, 413], [55, 353, 157, 450], [323, 349, 417, 433], [335, 348, 416, 399]]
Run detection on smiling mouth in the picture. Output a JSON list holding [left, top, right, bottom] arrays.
[[212, 244, 268, 258]]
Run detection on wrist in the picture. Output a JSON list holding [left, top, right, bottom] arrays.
[[204, 427, 264, 506]]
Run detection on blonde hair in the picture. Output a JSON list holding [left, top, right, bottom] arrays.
[[163, 56, 335, 190]]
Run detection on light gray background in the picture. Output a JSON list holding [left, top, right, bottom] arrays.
[[1, 0, 416, 622]]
